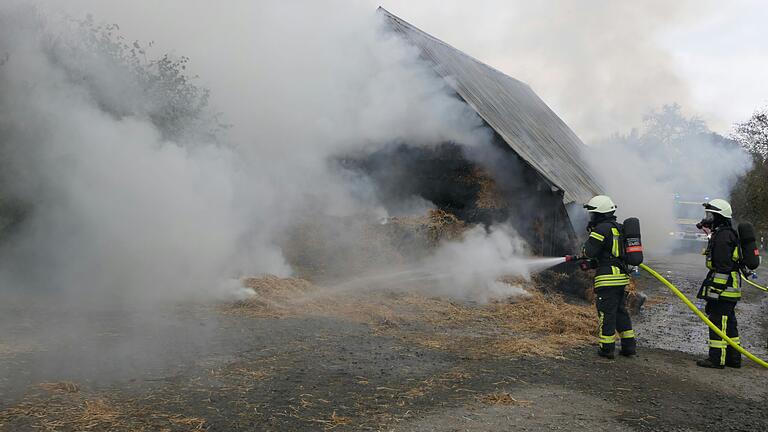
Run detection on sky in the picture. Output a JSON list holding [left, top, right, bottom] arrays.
[[43, 0, 768, 141], [377, 0, 768, 138], [660, 1, 768, 132]]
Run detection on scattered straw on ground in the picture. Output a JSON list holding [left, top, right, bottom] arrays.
[[0, 340, 40, 357], [38, 381, 80, 393], [227, 273, 597, 358], [0, 382, 207, 432], [478, 391, 532, 406], [401, 290, 596, 357], [310, 410, 353, 429]]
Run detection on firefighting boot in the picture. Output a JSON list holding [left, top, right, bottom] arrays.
[[725, 347, 742, 368], [696, 358, 725, 369], [597, 343, 615, 359], [619, 337, 636, 357]]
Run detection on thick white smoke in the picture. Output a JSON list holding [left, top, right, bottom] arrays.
[[5, 1, 742, 306], [0, 2, 511, 304], [585, 108, 753, 253], [373, 0, 712, 142], [422, 225, 553, 303]]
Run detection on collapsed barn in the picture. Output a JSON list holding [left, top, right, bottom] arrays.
[[346, 9, 602, 258]]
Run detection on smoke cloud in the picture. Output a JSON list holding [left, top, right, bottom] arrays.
[[0, 1, 524, 305], [585, 106, 752, 252], [2, 1, 743, 308], [374, 0, 712, 142]]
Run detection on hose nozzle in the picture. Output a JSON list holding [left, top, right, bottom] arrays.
[[564, 254, 578, 262]]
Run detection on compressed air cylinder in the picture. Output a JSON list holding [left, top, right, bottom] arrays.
[[623, 217, 643, 266], [738, 222, 761, 270]]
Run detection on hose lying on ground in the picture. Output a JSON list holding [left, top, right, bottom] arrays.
[[741, 274, 768, 292], [639, 263, 768, 369]]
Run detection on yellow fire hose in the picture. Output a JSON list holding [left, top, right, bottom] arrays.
[[639, 263, 768, 369], [741, 273, 768, 292]]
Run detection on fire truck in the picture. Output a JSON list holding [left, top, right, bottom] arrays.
[[669, 194, 709, 250]]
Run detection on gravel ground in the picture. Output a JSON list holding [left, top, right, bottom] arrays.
[[1, 253, 767, 431]]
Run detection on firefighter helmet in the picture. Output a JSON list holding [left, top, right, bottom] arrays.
[[703, 198, 732, 219], [584, 195, 617, 214]]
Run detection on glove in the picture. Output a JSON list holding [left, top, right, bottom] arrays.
[[579, 259, 597, 271]]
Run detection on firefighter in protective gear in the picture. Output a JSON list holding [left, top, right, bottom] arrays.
[[696, 198, 742, 369], [581, 195, 636, 359]]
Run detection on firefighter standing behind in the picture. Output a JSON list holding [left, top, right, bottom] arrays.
[[696, 199, 741, 369], [581, 195, 636, 359]]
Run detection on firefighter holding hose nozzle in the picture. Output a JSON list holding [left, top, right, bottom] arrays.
[[579, 195, 637, 359], [695, 199, 742, 369]]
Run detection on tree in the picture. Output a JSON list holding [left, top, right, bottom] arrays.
[[640, 103, 708, 149], [44, 15, 226, 143], [730, 107, 768, 161], [608, 103, 743, 194], [730, 107, 768, 231], [0, 9, 224, 240]]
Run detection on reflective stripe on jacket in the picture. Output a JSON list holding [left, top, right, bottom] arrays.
[[702, 226, 741, 301], [583, 219, 630, 288]]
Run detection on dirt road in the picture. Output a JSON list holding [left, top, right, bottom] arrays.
[[1, 254, 767, 431]]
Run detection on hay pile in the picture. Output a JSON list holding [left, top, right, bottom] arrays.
[[228, 274, 597, 358], [469, 168, 506, 210], [280, 216, 407, 280], [280, 210, 469, 280], [229, 275, 461, 325], [385, 209, 467, 247], [233, 275, 318, 318]]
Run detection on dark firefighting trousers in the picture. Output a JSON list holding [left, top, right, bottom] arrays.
[[705, 299, 740, 366], [596, 286, 635, 354]]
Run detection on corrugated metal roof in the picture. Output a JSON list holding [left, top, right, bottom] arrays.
[[378, 7, 602, 204]]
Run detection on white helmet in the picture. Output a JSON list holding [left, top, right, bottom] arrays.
[[584, 195, 617, 214], [703, 198, 732, 219]]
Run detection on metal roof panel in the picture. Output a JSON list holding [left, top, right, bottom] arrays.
[[379, 8, 602, 204]]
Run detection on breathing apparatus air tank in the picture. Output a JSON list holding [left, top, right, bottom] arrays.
[[737, 222, 761, 270], [622, 217, 643, 266]]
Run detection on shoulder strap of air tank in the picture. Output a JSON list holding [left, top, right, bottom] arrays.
[[608, 221, 628, 270], [715, 225, 738, 240]]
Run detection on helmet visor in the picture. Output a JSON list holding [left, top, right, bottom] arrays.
[[703, 202, 722, 212]]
